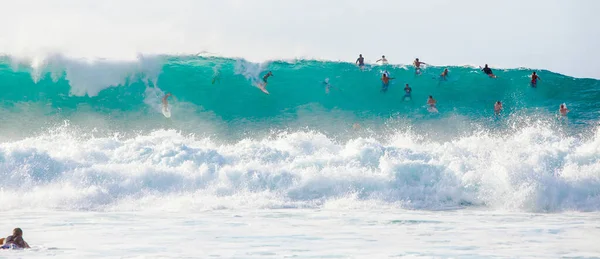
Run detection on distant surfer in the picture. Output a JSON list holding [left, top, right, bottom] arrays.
[[1, 228, 30, 249], [323, 78, 331, 94], [162, 93, 172, 109], [494, 101, 503, 115], [440, 68, 449, 81], [356, 54, 365, 69], [531, 72, 541, 87], [211, 65, 221, 84], [376, 55, 388, 65], [403, 84, 412, 100], [559, 104, 569, 116], [427, 95, 438, 112], [413, 58, 427, 75], [262, 71, 274, 86], [381, 73, 395, 92], [481, 64, 497, 78]]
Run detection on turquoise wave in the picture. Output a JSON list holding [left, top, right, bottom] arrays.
[[1, 55, 599, 137]]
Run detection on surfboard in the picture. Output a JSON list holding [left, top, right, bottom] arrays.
[[162, 105, 171, 118], [257, 83, 270, 95], [427, 106, 439, 113]]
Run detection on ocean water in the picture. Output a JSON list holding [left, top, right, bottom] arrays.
[[1, 55, 600, 258]]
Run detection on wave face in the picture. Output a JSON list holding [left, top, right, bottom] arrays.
[[1, 55, 600, 212]]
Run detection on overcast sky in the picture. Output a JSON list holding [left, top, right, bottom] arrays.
[[1, 0, 599, 78]]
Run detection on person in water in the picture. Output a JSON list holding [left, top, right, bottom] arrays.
[[381, 73, 395, 92], [1, 228, 30, 249], [531, 72, 541, 87], [494, 101, 503, 115], [427, 95, 437, 109], [440, 68, 449, 81], [162, 92, 172, 109], [413, 58, 427, 75], [376, 55, 388, 64], [559, 104, 569, 116], [403, 84, 412, 100], [482, 64, 496, 78], [356, 54, 365, 69]]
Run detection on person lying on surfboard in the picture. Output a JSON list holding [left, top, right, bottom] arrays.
[[1, 228, 30, 249], [162, 93, 172, 109], [481, 64, 497, 78]]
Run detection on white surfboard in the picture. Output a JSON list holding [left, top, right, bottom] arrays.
[[427, 106, 438, 113], [162, 105, 171, 118], [257, 83, 270, 95]]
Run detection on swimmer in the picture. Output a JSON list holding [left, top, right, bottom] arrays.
[[531, 72, 541, 87], [494, 101, 503, 115], [559, 104, 569, 116], [413, 58, 427, 75], [481, 64, 497, 78], [356, 54, 365, 69], [440, 68, 449, 81], [1, 228, 30, 249], [403, 84, 412, 100], [376, 55, 388, 64], [162, 92, 172, 109], [381, 73, 395, 92], [427, 95, 438, 112]]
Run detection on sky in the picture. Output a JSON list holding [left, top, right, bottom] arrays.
[[1, 0, 599, 78]]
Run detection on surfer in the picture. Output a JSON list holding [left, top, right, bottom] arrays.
[[440, 68, 449, 81], [494, 101, 503, 115], [413, 58, 427, 75], [381, 73, 395, 92], [323, 78, 331, 94], [531, 72, 541, 87], [376, 55, 388, 64], [262, 71, 274, 86], [356, 54, 365, 69], [427, 95, 438, 111], [162, 93, 172, 109], [1, 228, 30, 249], [559, 104, 569, 116], [403, 84, 412, 100], [482, 64, 497, 78]]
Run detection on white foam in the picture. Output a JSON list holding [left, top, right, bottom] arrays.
[[1, 123, 599, 212]]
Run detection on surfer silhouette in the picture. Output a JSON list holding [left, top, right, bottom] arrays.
[[356, 54, 365, 69], [482, 64, 497, 78], [413, 58, 427, 75], [262, 71, 273, 86], [403, 84, 412, 100], [531, 72, 541, 87], [376, 55, 388, 64]]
